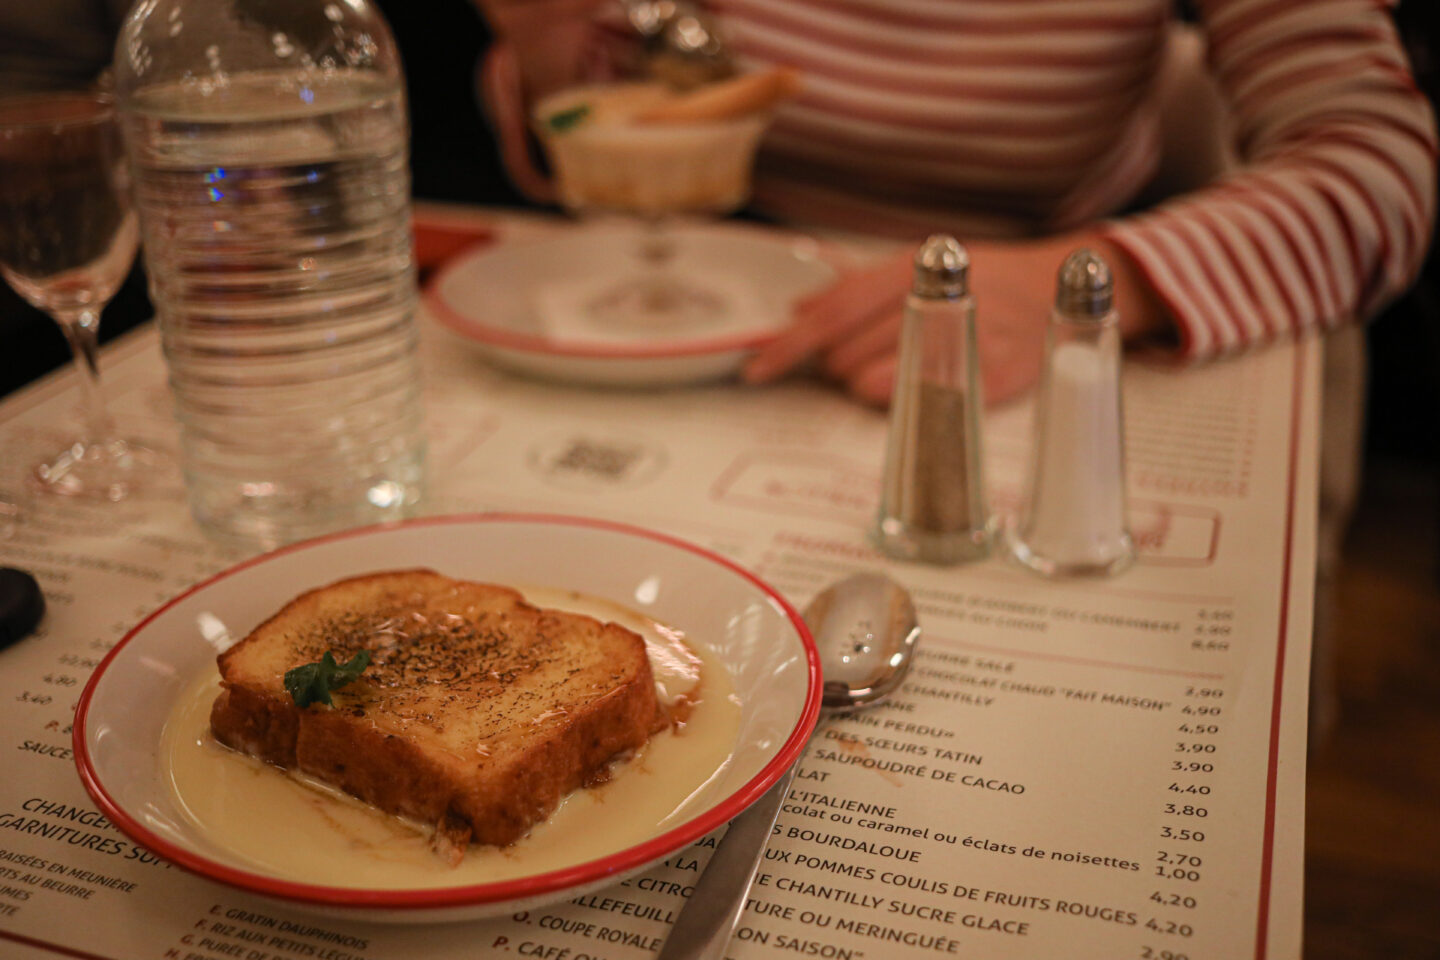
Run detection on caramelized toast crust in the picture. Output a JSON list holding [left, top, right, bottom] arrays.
[[210, 569, 662, 853]]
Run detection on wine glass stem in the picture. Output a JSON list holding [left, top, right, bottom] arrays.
[[638, 215, 675, 267], [54, 307, 117, 445]]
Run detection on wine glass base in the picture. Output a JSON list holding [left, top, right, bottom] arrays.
[[32, 439, 167, 502], [585, 274, 728, 332]]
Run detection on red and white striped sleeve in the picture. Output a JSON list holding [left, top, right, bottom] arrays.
[[1101, 0, 1437, 357]]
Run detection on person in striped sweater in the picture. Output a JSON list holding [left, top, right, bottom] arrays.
[[478, 0, 1434, 739], [478, 0, 1435, 408]]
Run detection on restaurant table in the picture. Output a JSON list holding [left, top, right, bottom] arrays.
[[0, 204, 1318, 960]]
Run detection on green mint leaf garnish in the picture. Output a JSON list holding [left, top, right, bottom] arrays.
[[545, 104, 590, 132], [285, 649, 372, 709]]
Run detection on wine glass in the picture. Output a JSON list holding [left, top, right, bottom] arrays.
[[0, 91, 161, 500]]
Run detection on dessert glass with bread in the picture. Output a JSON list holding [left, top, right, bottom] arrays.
[[532, 67, 799, 332]]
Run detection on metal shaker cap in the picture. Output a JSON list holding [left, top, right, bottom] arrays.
[[912, 235, 970, 299], [1055, 248, 1114, 319]]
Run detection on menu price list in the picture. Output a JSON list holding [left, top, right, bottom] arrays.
[[826, 681, 1226, 954], [653, 530, 1272, 960], [0, 318, 1311, 960], [0, 523, 1277, 960], [0, 816, 174, 960], [441, 609, 1263, 960], [159, 907, 378, 960]]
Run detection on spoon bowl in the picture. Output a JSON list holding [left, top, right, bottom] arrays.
[[807, 572, 921, 710]]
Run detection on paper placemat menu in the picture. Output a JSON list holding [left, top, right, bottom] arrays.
[[0, 292, 1316, 959]]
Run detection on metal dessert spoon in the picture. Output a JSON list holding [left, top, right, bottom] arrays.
[[655, 572, 921, 960]]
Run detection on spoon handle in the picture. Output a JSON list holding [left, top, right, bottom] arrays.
[[655, 763, 799, 960]]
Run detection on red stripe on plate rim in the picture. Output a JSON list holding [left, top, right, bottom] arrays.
[[73, 512, 822, 911]]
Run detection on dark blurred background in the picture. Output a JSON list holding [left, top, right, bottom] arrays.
[[1369, 5, 1440, 467]]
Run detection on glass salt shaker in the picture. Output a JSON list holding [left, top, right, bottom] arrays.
[[874, 235, 993, 564], [1010, 249, 1135, 578]]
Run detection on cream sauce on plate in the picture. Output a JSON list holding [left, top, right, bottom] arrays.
[[162, 587, 742, 889]]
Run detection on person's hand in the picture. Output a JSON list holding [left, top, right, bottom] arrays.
[[742, 246, 914, 404], [472, 0, 610, 202], [742, 232, 1164, 407], [471, 0, 606, 100]]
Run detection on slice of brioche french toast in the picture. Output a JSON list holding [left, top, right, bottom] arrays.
[[210, 569, 663, 859]]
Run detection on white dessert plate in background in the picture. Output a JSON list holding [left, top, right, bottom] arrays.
[[426, 222, 836, 387], [74, 514, 819, 923]]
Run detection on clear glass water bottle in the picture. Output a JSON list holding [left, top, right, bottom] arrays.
[[114, 0, 426, 549], [1010, 249, 1135, 578], [874, 235, 993, 564]]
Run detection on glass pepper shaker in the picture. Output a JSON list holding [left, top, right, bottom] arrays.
[[874, 235, 993, 564], [1010, 249, 1135, 578]]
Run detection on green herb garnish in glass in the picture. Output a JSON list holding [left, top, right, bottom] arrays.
[[545, 104, 591, 132], [284, 650, 372, 709]]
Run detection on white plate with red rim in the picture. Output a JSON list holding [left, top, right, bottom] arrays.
[[426, 221, 836, 387], [73, 514, 819, 923]]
